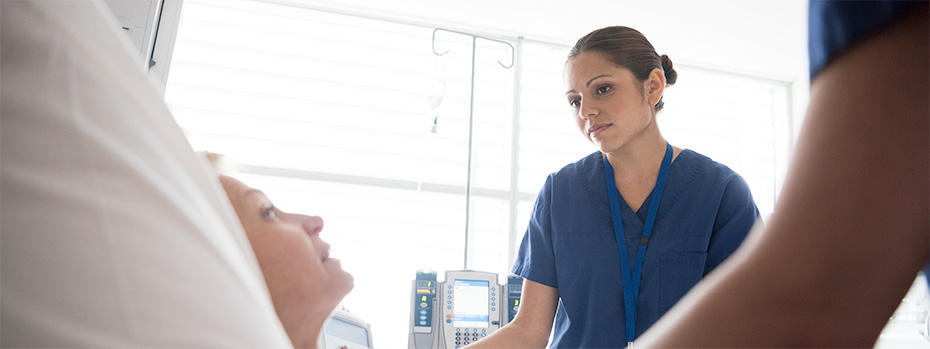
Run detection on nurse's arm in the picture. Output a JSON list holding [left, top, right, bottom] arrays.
[[635, 6, 928, 348], [466, 279, 558, 348]]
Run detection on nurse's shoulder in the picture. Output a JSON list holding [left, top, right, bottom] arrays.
[[676, 149, 751, 190], [548, 151, 604, 182]]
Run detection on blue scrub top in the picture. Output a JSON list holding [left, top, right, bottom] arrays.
[[808, 0, 924, 78], [513, 149, 760, 348]]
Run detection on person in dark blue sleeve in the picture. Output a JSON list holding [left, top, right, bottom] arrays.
[[469, 26, 761, 349], [636, 1, 928, 347]]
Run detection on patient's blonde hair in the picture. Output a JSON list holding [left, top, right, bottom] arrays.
[[200, 151, 237, 175]]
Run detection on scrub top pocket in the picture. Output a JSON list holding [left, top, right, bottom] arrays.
[[658, 251, 708, 313]]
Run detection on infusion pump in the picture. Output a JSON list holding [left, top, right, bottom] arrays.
[[408, 270, 523, 349], [318, 308, 374, 349]]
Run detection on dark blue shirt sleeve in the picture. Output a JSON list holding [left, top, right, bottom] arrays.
[[808, 0, 925, 78], [704, 174, 760, 274], [512, 174, 559, 288]]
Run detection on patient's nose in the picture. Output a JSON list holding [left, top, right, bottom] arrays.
[[301, 215, 324, 235]]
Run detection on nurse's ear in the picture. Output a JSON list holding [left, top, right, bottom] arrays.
[[643, 67, 666, 108]]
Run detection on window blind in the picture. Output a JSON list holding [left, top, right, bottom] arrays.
[[165, 0, 790, 345]]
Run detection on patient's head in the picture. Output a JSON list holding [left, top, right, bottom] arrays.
[[218, 174, 353, 347]]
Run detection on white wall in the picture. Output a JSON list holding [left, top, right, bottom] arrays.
[[294, 1, 806, 72]]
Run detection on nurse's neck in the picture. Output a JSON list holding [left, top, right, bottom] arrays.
[[605, 135, 679, 211], [604, 135, 674, 183]]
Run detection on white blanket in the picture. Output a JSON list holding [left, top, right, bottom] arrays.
[[0, 1, 291, 347]]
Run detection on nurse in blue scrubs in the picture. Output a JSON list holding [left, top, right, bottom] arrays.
[[469, 26, 760, 349]]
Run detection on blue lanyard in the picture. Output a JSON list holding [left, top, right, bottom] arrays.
[[603, 142, 672, 343]]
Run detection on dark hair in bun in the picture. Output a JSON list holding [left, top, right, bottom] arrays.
[[569, 26, 677, 112]]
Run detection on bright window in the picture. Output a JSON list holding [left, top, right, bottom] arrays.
[[165, 0, 791, 346]]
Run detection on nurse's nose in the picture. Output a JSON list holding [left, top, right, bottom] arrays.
[[579, 101, 598, 120]]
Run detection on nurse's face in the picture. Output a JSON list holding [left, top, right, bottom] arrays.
[[564, 51, 659, 154], [219, 175, 353, 345]]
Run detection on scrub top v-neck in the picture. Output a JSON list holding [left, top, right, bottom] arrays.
[[512, 149, 760, 348]]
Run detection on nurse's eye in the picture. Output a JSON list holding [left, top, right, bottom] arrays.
[[568, 98, 580, 109], [595, 85, 611, 94]]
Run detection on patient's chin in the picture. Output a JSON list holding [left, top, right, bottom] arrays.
[[332, 269, 354, 299]]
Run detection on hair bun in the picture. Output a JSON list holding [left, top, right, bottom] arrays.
[[660, 54, 677, 85]]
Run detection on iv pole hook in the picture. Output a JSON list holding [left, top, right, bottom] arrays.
[[431, 28, 515, 68]]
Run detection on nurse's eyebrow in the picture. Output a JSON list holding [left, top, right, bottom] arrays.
[[586, 74, 611, 87], [564, 74, 613, 96]]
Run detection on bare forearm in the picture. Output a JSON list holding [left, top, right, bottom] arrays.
[[636, 6, 929, 348], [468, 279, 557, 349], [465, 321, 549, 349]]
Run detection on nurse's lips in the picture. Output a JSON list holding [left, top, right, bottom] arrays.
[[587, 123, 611, 137]]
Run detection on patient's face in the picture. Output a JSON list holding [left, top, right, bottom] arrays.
[[219, 175, 353, 333]]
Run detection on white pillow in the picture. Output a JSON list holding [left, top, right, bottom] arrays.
[[0, 1, 291, 347]]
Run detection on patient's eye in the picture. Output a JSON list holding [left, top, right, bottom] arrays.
[[263, 205, 277, 220]]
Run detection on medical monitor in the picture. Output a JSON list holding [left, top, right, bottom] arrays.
[[452, 279, 490, 328]]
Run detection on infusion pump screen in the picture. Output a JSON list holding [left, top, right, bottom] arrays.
[[452, 279, 490, 328]]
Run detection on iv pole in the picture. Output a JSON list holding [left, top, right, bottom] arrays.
[[431, 28, 514, 270]]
